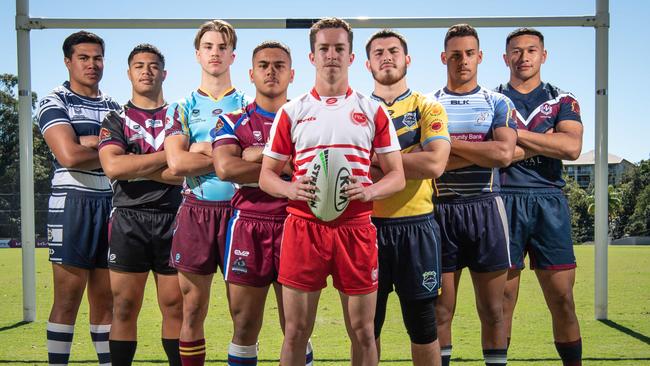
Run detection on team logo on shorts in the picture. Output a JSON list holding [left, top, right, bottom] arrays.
[[253, 131, 263, 142], [109, 253, 116, 263], [175, 253, 181, 263], [371, 267, 378, 282], [422, 271, 437, 292], [232, 257, 248, 273]]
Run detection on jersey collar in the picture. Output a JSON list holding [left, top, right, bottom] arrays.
[[197, 86, 236, 102], [310, 87, 353, 102], [371, 88, 411, 107]]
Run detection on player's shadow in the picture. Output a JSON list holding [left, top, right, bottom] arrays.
[[0, 321, 29, 332], [599, 319, 650, 345]]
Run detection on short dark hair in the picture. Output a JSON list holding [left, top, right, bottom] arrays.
[[506, 27, 545, 48], [309, 17, 353, 53], [62, 31, 105, 58], [127, 43, 165, 67], [252, 41, 292, 63], [444, 24, 479, 49], [194, 19, 237, 50], [365, 29, 408, 58]]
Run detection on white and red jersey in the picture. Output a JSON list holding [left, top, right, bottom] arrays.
[[263, 87, 400, 221]]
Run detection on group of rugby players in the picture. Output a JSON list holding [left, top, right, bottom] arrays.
[[38, 16, 584, 366]]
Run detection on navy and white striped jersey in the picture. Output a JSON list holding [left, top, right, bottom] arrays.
[[429, 86, 517, 200], [37, 81, 121, 193]]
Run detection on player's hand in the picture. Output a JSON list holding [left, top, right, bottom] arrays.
[[285, 175, 317, 202], [79, 135, 99, 149], [242, 146, 264, 163], [343, 176, 374, 202], [189, 142, 213, 156]]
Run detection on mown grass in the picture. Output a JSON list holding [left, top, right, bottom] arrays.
[[0, 246, 648, 365]]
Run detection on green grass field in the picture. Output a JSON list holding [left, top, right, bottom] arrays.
[[0, 246, 648, 365]]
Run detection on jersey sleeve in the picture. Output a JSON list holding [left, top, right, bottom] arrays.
[[98, 111, 127, 150], [165, 100, 190, 137], [557, 93, 582, 124], [373, 105, 401, 154], [211, 113, 239, 149], [263, 107, 292, 161], [492, 94, 518, 131], [37, 93, 70, 134], [420, 98, 451, 147]]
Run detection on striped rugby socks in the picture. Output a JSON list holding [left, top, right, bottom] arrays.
[[227, 342, 257, 365], [441, 344, 452, 366], [483, 348, 507, 366], [90, 324, 111, 366], [47, 322, 74, 365], [305, 338, 314, 366], [179, 339, 206, 366]]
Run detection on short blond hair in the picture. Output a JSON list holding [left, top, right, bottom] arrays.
[[194, 19, 237, 50]]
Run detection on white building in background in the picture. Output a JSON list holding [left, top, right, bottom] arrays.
[[563, 150, 636, 188]]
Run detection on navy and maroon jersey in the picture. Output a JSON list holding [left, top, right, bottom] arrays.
[[98, 101, 181, 209], [211, 102, 288, 216], [496, 82, 582, 189], [429, 86, 517, 200]]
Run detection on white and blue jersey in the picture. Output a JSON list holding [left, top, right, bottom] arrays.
[[37, 81, 121, 193], [165, 87, 251, 201], [429, 86, 517, 200]]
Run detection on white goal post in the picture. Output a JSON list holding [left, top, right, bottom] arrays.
[[14, 0, 610, 322]]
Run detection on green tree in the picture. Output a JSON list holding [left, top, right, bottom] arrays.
[[0, 73, 52, 239], [612, 159, 650, 238], [564, 176, 594, 243]]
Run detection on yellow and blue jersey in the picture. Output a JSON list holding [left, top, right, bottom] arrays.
[[372, 89, 450, 218]]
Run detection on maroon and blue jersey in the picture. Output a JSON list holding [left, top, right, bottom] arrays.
[[211, 102, 288, 216], [496, 82, 582, 189], [99, 102, 181, 209]]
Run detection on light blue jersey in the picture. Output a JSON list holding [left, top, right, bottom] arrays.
[[165, 87, 251, 201]]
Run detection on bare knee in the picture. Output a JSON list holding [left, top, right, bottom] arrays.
[[476, 301, 504, 326], [548, 290, 577, 318], [435, 302, 455, 326], [113, 297, 140, 323]]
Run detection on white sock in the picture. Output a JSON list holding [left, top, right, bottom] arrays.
[[47, 322, 74, 366], [228, 342, 258, 365], [90, 324, 111, 366]]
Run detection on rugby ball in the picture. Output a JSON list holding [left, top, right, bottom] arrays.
[[305, 148, 352, 222]]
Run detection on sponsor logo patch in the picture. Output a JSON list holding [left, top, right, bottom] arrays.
[[325, 97, 338, 105], [191, 109, 200, 117], [351, 111, 368, 126], [212, 108, 223, 116]]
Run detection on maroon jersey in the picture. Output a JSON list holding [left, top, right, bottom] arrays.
[[99, 101, 181, 209], [212, 102, 288, 216]]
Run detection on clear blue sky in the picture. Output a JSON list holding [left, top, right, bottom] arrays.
[[1, 0, 648, 163]]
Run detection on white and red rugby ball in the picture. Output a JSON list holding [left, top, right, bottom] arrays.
[[305, 148, 353, 222]]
